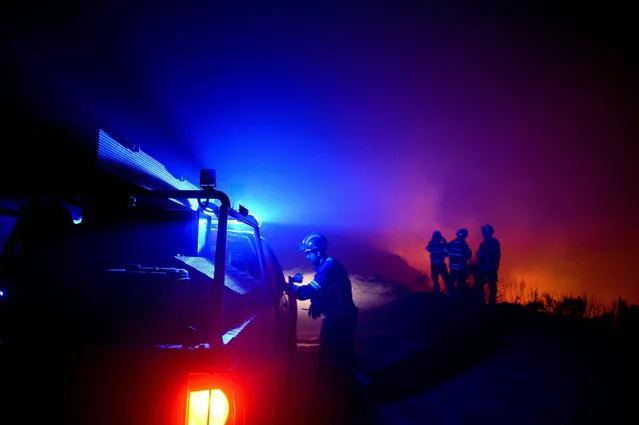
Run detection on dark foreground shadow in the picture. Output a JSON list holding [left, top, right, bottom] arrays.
[[288, 292, 639, 425], [363, 296, 509, 405]]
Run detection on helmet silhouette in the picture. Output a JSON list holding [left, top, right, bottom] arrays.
[[456, 228, 469, 239], [432, 230, 443, 240], [299, 233, 328, 253], [481, 224, 495, 236]]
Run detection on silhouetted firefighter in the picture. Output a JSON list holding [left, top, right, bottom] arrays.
[[426, 230, 449, 294], [475, 224, 501, 306], [285, 233, 359, 389], [446, 228, 472, 297]]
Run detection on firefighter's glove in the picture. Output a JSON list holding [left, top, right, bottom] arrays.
[[287, 273, 303, 286]]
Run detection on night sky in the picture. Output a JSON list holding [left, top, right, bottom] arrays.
[[3, 1, 638, 303]]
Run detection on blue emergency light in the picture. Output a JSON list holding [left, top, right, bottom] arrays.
[[200, 169, 217, 189]]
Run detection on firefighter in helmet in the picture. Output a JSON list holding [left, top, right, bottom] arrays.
[[446, 228, 472, 297], [426, 230, 449, 293], [476, 224, 501, 306], [285, 233, 359, 388]]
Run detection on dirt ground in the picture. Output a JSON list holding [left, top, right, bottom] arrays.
[[289, 291, 639, 425]]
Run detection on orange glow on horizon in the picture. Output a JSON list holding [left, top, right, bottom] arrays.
[[376, 233, 637, 306]]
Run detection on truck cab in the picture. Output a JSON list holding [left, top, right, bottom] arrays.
[[0, 126, 298, 425]]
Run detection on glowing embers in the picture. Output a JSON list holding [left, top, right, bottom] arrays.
[[186, 373, 240, 425], [174, 255, 258, 295], [97, 129, 200, 210]]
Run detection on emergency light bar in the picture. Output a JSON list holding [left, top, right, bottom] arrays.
[[200, 169, 217, 189]]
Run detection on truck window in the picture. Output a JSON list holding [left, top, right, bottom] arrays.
[[228, 233, 262, 282], [206, 227, 262, 283]]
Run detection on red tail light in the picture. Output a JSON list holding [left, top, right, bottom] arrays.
[[186, 373, 242, 425]]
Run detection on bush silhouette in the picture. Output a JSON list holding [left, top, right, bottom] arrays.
[[498, 279, 638, 326]]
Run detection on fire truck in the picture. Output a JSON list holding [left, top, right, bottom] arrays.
[[0, 123, 298, 424]]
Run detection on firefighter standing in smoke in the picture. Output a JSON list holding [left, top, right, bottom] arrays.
[[426, 230, 449, 293], [285, 233, 359, 387], [476, 224, 501, 306], [446, 228, 472, 297]]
